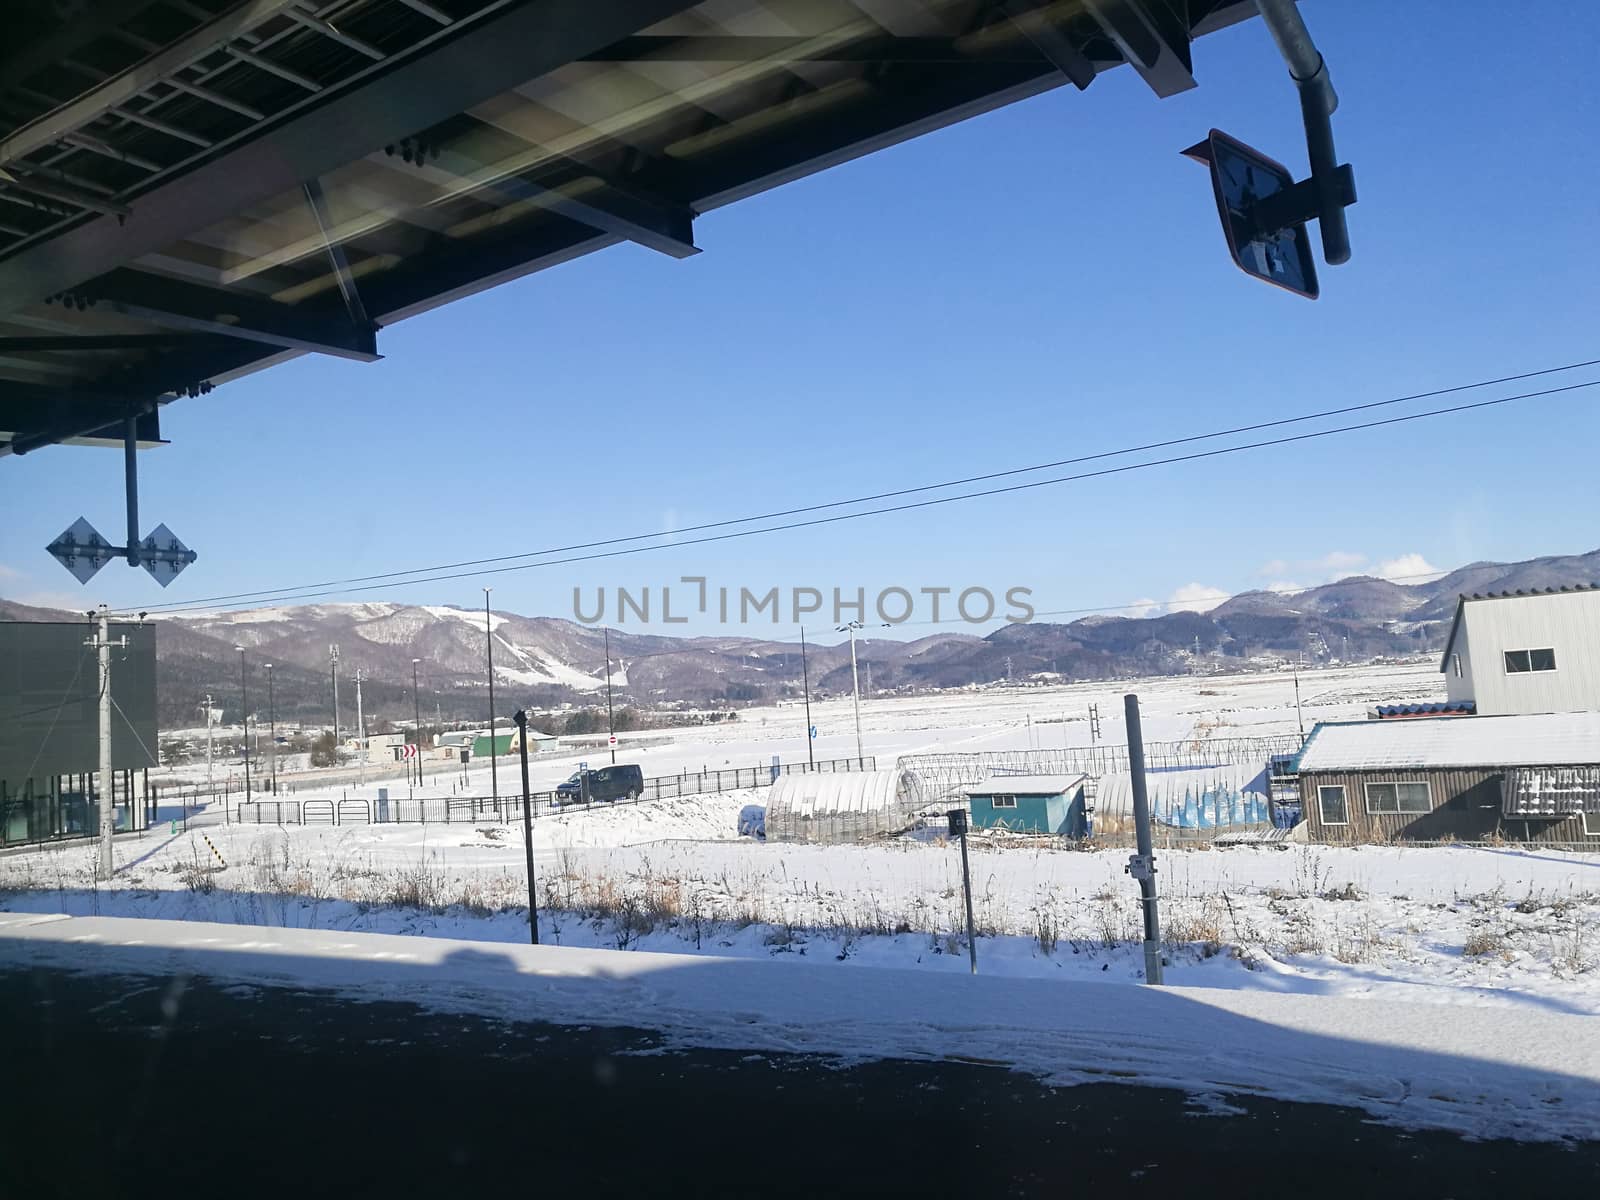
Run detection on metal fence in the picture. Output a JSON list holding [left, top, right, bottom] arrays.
[[236, 755, 875, 827]]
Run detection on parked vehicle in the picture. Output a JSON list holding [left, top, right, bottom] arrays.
[[555, 763, 644, 804]]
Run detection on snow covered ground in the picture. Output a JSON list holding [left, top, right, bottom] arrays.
[[3, 911, 1596, 1143], [7, 661, 1596, 1139]]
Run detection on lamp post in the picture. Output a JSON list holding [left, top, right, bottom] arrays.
[[484, 588, 498, 806], [236, 645, 251, 803], [265, 662, 276, 795], [412, 657, 425, 786]]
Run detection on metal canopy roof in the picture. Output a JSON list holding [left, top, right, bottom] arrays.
[[0, 0, 1258, 457]]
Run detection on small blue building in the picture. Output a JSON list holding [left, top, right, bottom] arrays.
[[963, 774, 1088, 836]]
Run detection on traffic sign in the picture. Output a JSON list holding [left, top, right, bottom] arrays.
[[608, 735, 617, 746], [46, 517, 115, 584], [809, 725, 818, 740], [401, 743, 418, 760], [137, 523, 196, 586]]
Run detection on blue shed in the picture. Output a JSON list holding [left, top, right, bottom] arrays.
[[963, 774, 1088, 836]]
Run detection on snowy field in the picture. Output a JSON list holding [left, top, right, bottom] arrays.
[[6, 660, 1598, 1140]]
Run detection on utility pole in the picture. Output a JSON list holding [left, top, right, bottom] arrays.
[[353, 668, 366, 786], [603, 626, 616, 764], [329, 643, 341, 752], [1293, 652, 1305, 738], [236, 645, 250, 803], [88, 606, 125, 881], [265, 662, 276, 795], [201, 694, 215, 794], [1123, 693, 1163, 985], [799, 627, 815, 769], [484, 588, 498, 807], [838, 620, 865, 765], [412, 658, 425, 786], [513, 709, 539, 945]]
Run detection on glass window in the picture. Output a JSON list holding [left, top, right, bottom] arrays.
[[1317, 785, 1348, 825], [1505, 648, 1557, 673], [1584, 811, 1600, 837], [991, 794, 1017, 809], [1365, 781, 1432, 814]]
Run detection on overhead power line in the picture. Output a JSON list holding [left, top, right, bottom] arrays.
[[123, 371, 1599, 618], [128, 357, 1600, 615]]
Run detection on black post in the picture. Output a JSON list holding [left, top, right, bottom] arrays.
[[604, 626, 616, 764], [947, 809, 977, 975], [799, 626, 815, 769], [484, 589, 498, 807], [238, 647, 251, 804], [514, 709, 539, 945], [1123, 693, 1163, 985]]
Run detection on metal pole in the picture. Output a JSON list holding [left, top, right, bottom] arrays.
[[238, 646, 251, 803], [799, 627, 815, 769], [959, 826, 977, 975], [1123, 693, 1163, 985], [484, 588, 498, 807], [95, 607, 113, 880], [123, 416, 141, 567], [266, 663, 276, 795], [354, 668, 366, 787], [412, 658, 425, 786], [330, 643, 340, 754], [848, 628, 863, 765], [604, 626, 616, 764], [1293, 653, 1305, 738], [514, 709, 539, 945]]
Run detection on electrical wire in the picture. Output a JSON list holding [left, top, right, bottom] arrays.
[[125, 376, 1599, 618], [125, 357, 1600, 616]]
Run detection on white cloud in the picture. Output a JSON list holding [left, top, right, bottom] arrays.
[[1125, 597, 1164, 618], [1374, 553, 1444, 584], [1264, 580, 1308, 595], [1258, 551, 1368, 582], [1164, 583, 1229, 614], [0, 563, 23, 582]]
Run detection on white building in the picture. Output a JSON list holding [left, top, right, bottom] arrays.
[[1441, 586, 1600, 716]]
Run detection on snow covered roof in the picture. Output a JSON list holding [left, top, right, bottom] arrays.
[[1297, 712, 1600, 772], [965, 775, 1084, 796]]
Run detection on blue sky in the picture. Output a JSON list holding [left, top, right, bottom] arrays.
[[4, 1, 1597, 640]]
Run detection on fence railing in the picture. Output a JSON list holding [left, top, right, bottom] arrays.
[[237, 755, 875, 827]]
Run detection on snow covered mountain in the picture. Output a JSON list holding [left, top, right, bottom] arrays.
[[4, 547, 1596, 725]]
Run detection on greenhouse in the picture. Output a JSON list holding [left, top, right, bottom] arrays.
[[764, 770, 926, 844]]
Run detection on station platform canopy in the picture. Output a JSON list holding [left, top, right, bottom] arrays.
[[1, 0, 1259, 457]]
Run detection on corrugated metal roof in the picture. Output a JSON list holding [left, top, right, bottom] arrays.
[[1297, 713, 1600, 772], [965, 774, 1085, 796], [1374, 701, 1476, 718]]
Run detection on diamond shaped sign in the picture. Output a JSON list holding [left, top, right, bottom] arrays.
[[138, 523, 196, 587], [46, 517, 115, 585]]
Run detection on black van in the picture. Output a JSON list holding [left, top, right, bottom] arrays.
[[554, 763, 645, 804]]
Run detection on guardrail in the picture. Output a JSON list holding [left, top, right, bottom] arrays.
[[236, 755, 876, 827]]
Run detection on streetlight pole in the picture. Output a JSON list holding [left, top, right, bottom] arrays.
[[236, 646, 251, 803], [265, 663, 276, 795], [484, 588, 498, 806], [412, 658, 425, 786], [513, 708, 539, 945], [604, 626, 616, 764], [329, 643, 340, 759], [799, 626, 815, 769]]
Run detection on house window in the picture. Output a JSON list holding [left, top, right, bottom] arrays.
[[1583, 811, 1600, 838], [1317, 785, 1349, 826], [1503, 648, 1557, 674], [1365, 781, 1432, 815], [990, 794, 1017, 809]]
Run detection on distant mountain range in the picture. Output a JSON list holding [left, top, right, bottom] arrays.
[[5, 548, 1597, 727]]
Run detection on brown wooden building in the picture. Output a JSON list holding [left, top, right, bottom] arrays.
[[1295, 712, 1600, 845]]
